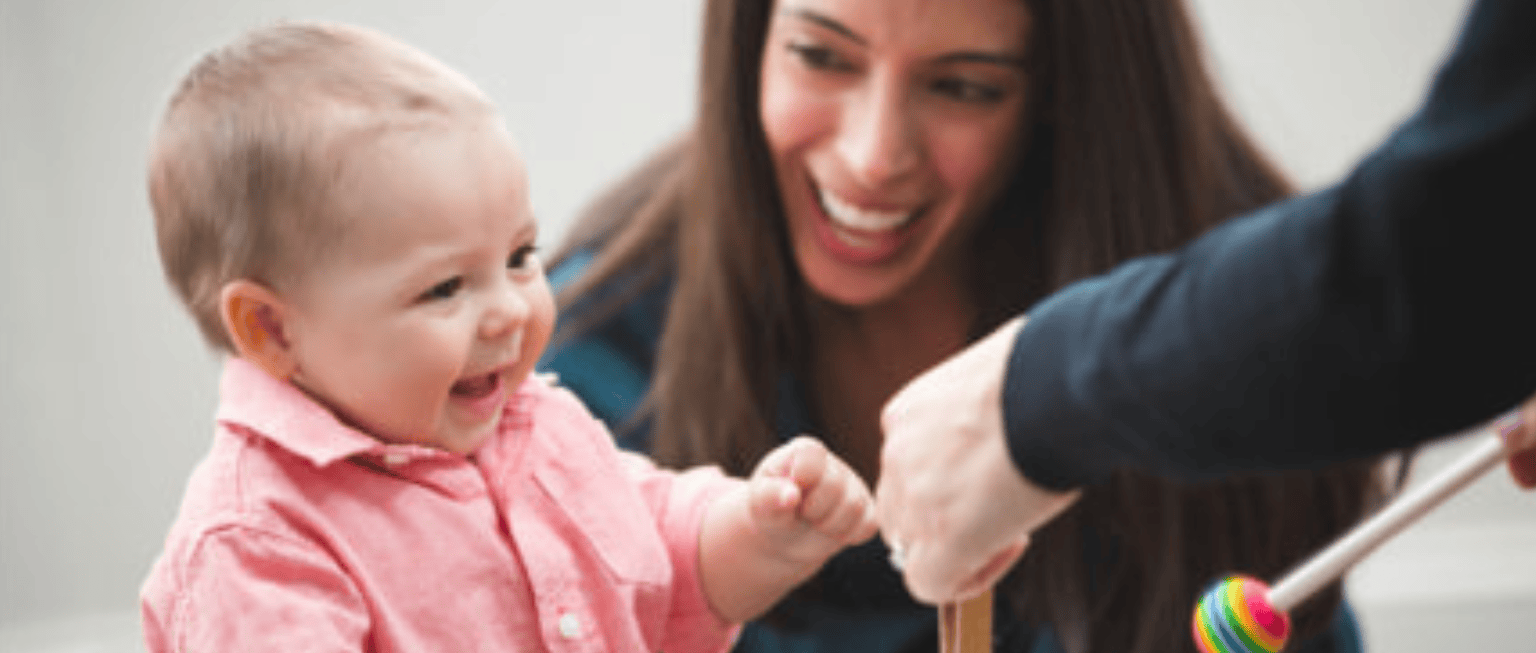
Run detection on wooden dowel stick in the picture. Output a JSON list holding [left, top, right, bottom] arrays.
[[939, 588, 994, 653], [1267, 430, 1507, 610]]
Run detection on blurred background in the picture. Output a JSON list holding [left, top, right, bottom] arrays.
[[0, 0, 1529, 651]]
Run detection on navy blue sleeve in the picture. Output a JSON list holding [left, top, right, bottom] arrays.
[[1002, 0, 1536, 489]]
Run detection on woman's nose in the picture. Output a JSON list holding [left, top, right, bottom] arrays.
[[837, 73, 920, 188], [479, 278, 529, 341]]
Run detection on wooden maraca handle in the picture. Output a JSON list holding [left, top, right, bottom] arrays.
[[1268, 428, 1508, 610], [939, 589, 993, 653], [1192, 412, 1518, 653]]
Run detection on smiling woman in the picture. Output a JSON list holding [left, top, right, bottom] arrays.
[[540, 0, 1386, 652], [762, 1, 1032, 307]]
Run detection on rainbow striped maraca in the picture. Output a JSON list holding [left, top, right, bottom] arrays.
[[1190, 414, 1516, 653], [1192, 576, 1288, 653]]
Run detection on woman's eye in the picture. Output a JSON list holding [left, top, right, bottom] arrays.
[[931, 77, 1005, 104], [788, 42, 851, 72], [508, 245, 538, 271], [422, 277, 462, 301]]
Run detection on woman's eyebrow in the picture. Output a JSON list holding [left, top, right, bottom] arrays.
[[780, 7, 866, 45]]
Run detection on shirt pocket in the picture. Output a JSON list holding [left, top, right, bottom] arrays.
[[528, 446, 674, 590]]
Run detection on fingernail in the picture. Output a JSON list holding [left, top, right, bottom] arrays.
[[1494, 412, 1524, 443], [779, 483, 797, 508]]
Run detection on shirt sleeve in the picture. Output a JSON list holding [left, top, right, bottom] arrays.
[[142, 524, 369, 653], [1001, 0, 1536, 489], [620, 451, 745, 653]]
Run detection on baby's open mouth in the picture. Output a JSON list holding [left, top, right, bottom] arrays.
[[451, 372, 500, 400]]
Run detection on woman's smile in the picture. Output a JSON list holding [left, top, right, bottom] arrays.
[[759, 0, 1031, 307], [811, 180, 926, 265]]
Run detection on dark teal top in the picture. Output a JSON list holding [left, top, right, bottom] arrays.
[[539, 251, 1362, 653]]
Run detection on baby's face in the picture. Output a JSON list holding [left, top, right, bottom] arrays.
[[279, 122, 553, 454]]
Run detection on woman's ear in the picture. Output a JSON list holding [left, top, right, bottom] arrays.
[[220, 280, 298, 380]]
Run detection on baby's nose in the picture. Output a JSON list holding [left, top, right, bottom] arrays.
[[479, 283, 530, 340]]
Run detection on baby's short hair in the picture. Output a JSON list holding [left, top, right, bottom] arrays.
[[148, 20, 495, 353]]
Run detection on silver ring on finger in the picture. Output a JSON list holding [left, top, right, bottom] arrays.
[[888, 541, 907, 572]]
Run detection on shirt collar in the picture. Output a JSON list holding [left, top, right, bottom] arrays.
[[215, 358, 440, 468]]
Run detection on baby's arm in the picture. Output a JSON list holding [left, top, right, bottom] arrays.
[[697, 436, 878, 622]]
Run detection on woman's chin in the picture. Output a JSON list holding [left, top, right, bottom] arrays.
[[799, 260, 906, 309]]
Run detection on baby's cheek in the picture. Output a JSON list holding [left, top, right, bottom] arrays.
[[386, 353, 462, 427], [522, 290, 557, 371]]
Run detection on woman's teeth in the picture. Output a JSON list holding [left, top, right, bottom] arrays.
[[833, 228, 877, 249], [819, 189, 914, 232]]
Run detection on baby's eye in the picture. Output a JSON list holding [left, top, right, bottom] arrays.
[[422, 277, 463, 301], [788, 41, 853, 72], [508, 245, 539, 271]]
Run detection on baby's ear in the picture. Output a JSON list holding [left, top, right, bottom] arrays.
[[220, 280, 297, 380]]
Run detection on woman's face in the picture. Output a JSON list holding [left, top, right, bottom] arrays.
[[760, 0, 1033, 308]]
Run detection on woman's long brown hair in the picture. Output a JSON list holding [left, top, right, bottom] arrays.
[[553, 1, 1384, 651]]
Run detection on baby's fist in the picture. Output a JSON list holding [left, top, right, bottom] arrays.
[[749, 436, 878, 561]]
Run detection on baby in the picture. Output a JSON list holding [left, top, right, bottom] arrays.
[[139, 21, 876, 652]]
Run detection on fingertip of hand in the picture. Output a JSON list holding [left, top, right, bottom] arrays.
[[778, 480, 801, 509], [843, 504, 877, 544], [1501, 406, 1536, 448], [792, 434, 827, 461], [905, 577, 953, 607], [1510, 449, 1536, 489], [855, 519, 881, 545]]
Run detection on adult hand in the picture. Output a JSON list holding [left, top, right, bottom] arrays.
[[875, 316, 1080, 605], [1503, 394, 1536, 489]]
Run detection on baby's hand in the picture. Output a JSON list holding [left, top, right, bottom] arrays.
[[748, 436, 878, 563]]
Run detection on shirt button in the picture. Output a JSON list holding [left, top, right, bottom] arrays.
[[557, 612, 582, 639], [382, 452, 410, 467]]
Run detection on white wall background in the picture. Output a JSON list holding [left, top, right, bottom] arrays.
[[1, 0, 1530, 651]]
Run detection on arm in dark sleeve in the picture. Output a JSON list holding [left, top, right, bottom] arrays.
[[1003, 0, 1536, 490]]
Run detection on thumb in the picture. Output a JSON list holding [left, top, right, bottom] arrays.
[[903, 538, 984, 605], [749, 472, 803, 530], [1508, 448, 1536, 489], [1499, 405, 1536, 489], [902, 533, 1029, 605], [950, 535, 1028, 602]]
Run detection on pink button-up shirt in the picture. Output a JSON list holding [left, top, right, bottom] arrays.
[[141, 358, 741, 653]]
